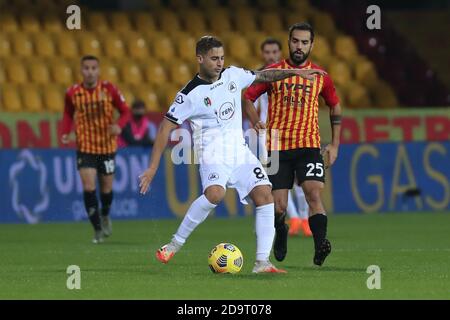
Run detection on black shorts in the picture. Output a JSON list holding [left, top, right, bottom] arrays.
[[268, 148, 325, 190], [76, 152, 116, 175]]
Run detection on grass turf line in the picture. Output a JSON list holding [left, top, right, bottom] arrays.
[[0, 212, 449, 299]]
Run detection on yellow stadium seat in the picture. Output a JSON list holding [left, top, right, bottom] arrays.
[[134, 12, 157, 33], [126, 32, 150, 61], [116, 84, 135, 105], [311, 35, 331, 62], [86, 12, 110, 33], [29, 60, 51, 84], [158, 10, 181, 33], [284, 11, 309, 29], [167, 0, 191, 10], [226, 35, 252, 64], [150, 37, 175, 63], [142, 62, 169, 86], [11, 32, 34, 57], [110, 12, 133, 33], [196, 0, 221, 10], [33, 33, 56, 58], [174, 32, 196, 61], [311, 11, 337, 40], [234, 9, 258, 33], [146, 0, 163, 9], [334, 35, 359, 62], [328, 59, 352, 87], [78, 32, 102, 56], [371, 80, 398, 109], [6, 59, 28, 84], [100, 59, 120, 83], [0, 13, 19, 33], [206, 9, 232, 33], [43, 85, 64, 112], [0, 34, 11, 58], [245, 31, 270, 57], [101, 33, 126, 59], [0, 65, 5, 84], [21, 84, 43, 112], [20, 13, 41, 33], [1, 84, 22, 112], [120, 60, 143, 85], [342, 81, 371, 109], [354, 58, 378, 88], [228, 0, 250, 9], [169, 63, 192, 87], [286, 0, 312, 12], [182, 9, 208, 34], [55, 33, 79, 59], [132, 85, 161, 112], [42, 14, 64, 33], [158, 84, 180, 109], [259, 12, 284, 33], [51, 60, 74, 85]]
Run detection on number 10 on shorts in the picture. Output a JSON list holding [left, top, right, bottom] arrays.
[[306, 163, 324, 177]]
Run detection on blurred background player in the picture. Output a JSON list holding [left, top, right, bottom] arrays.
[[254, 38, 312, 237], [139, 36, 325, 273], [61, 55, 130, 243], [244, 23, 342, 266], [118, 100, 154, 147]]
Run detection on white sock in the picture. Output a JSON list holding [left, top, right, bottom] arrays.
[[286, 191, 299, 219], [173, 194, 217, 245], [255, 203, 275, 261], [294, 185, 309, 219]]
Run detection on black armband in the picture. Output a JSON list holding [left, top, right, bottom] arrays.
[[330, 115, 342, 125]]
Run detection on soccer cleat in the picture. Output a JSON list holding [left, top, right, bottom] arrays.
[[288, 217, 302, 236], [156, 242, 180, 264], [252, 260, 287, 274], [92, 230, 104, 244], [273, 223, 289, 261], [300, 219, 313, 237], [313, 239, 332, 266], [101, 215, 112, 237]]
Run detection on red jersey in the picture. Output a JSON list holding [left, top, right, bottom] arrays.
[[244, 59, 339, 151], [61, 80, 130, 154]]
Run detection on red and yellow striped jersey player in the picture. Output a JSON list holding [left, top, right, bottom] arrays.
[[61, 55, 130, 244], [244, 23, 342, 266]]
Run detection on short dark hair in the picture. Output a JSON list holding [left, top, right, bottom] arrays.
[[288, 22, 315, 43], [260, 38, 282, 51], [81, 55, 99, 64], [196, 36, 223, 55]]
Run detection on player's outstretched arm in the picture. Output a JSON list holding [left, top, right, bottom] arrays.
[[139, 118, 178, 194], [253, 68, 327, 83]]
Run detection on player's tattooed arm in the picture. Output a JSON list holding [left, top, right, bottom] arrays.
[[253, 68, 327, 83], [139, 119, 178, 194], [323, 104, 342, 168]]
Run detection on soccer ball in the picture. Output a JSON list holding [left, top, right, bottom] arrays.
[[208, 243, 243, 274]]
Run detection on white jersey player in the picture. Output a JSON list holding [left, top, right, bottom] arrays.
[[139, 36, 325, 273], [254, 38, 312, 237]]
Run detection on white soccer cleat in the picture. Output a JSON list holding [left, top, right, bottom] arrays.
[[101, 215, 112, 237], [92, 230, 104, 244], [252, 260, 287, 274]]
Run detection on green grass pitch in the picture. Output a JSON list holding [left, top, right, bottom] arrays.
[[0, 213, 449, 299]]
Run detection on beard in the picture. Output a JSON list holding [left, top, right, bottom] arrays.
[[289, 48, 310, 65]]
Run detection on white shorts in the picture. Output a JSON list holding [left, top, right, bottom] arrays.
[[199, 148, 272, 204]]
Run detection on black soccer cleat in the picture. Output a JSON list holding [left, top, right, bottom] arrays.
[[313, 239, 332, 266], [274, 223, 289, 261]]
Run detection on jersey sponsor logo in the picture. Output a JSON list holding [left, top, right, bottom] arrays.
[[175, 95, 184, 104], [278, 82, 312, 93], [228, 81, 237, 93], [208, 172, 219, 181], [204, 97, 212, 107], [210, 81, 223, 90], [218, 102, 235, 120]]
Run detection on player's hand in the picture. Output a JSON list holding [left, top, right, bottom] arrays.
[[139, 167, 157, 195], [61, 134, 70, 145], [295, 68, 327, 80], [254, 120, 266, 132], [109, 124, 122, 136], [322, 144, 339, 168]]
